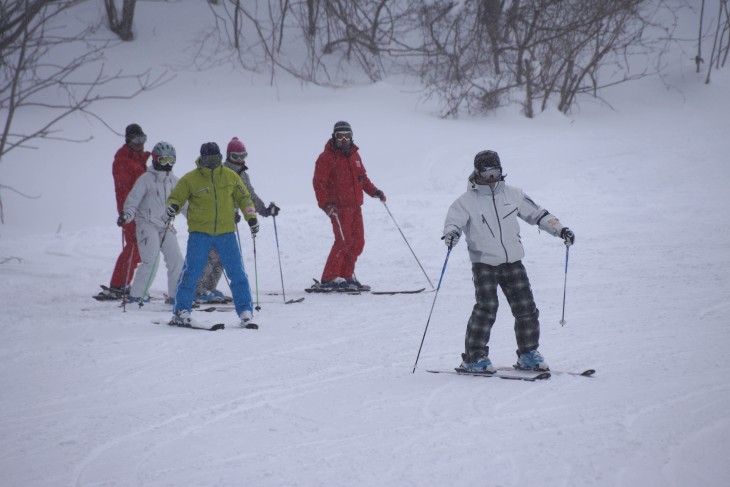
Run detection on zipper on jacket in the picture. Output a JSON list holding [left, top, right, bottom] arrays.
[[481, 214, 495, 237], [489, 189, 509, 263], [211, 168, 218, 235]]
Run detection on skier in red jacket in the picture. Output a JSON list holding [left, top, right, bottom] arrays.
[[312, 121, 386, 292], [95, 123, 151, 301]]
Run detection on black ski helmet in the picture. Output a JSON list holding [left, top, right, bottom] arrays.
[[199, 142, 222, 169], [125, 123, 146, 144]]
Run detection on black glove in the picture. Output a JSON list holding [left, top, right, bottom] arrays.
[[560, 227, 575, 246], [234, 212, 241, 224], [267, 202, 280, 217], [165, 204, 179, 222], [373, 189, 386, 202], [248, 217, 259, 235], [323, 203, 337, 217], [116, 212, 131, 227], [442, 230, 460, 248]]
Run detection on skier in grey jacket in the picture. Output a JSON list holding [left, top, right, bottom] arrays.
[[118, 141, 185, 303], [443, 150, 575, 374], [195, 137, 280, 303]]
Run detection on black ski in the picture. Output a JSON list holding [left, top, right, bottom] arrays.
[[426, 369, 551, 381], [304, 278, 367, 294], [496, 366, 595, 377], [371, 288, 427, 295]]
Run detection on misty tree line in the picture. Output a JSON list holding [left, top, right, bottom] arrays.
[[195, 0, 729, 118], [1, 1, 728, 223]]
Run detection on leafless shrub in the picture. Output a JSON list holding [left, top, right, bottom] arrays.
[[0, 0, 171, 223]]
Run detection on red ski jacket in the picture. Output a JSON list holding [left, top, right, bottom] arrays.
[[112, 144, 150, 214], [313, 140, 378, 209]]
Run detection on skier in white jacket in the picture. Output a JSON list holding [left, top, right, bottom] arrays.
[[443, 150, 575, 373], [118, 141, 185, 304]]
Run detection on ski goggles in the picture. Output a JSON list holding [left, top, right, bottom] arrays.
[[156, 155, 176, 166], [229, 151, 248, 162], [334, 132, 352, 141], [201, 154, 223, 168], [477, 167, 502, 179], [128, 134, 147, 145]]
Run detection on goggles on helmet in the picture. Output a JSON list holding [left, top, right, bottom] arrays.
[[229, 151, 248, 162], [334, 132, 352, 141], [478, 167, 502, 180], [155, 155, 176, 166], [129, 134, 147, 145]]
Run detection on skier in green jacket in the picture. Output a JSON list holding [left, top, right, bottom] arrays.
[[165, 142, 259, 328]]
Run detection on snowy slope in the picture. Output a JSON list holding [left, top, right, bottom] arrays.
[[1, 1, 730, 486]]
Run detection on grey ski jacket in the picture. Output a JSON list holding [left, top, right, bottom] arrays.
[[443, 176, 566, 266], [225, 161, 266, 215], [124, 166, 181, 229]]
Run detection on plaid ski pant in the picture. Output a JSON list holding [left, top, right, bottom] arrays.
[[464, 261, 540, 362], [196, 250, 224, 295]]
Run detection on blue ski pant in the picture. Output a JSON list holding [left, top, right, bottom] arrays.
[[174, 232, 252, 317], [465, 261, 540, 362]]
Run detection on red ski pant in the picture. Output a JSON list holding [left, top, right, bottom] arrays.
[[110, 222, 141, 288], [322, 206, 365, 282]]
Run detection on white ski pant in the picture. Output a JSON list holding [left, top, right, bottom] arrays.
[[130, 221, 184, 299]]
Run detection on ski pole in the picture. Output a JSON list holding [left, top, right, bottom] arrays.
[[252, 233, 261, 311], [139, 222, 171, 307], [272, 214, 288, 303], [381, 201, 434, 290], [560, 244, 570, 326], [121, 230, 136, 312], [412, 246, 452, 374], [333, 213, 361, 294]]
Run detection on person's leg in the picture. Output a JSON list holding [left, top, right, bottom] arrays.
[[322, 214, 348, 282], [338, 207, 365, 280], [464, 263, 500, 362], [129, 221, 160, 298], [195, 250, 223, 295], [499, 261, 540, 355], [160, 227, 184, 299], [173, 232, 213, 314], [110, 222, 140, 289], [214, 232, 252, 316]]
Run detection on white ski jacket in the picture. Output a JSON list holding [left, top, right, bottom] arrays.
[[444, 177, 566, 266], [124, 167, 182, 228]]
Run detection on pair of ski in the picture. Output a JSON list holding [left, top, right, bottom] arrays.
[[151, 319, 258, 331], [427, 366, 595, 382], [304, 279, 426, 295]]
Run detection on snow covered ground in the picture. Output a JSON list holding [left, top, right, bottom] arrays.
[[1, 1, 729, 486]]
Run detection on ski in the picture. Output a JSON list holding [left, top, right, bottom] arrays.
[[264, 293, 307, 304], [151, 319, 225, 331], [304, 278, 367, 294], [496, 366, 595, 377], [371, 288, 427, 295], [426, 369, 551, 381], [304, 287, 363, 294]]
